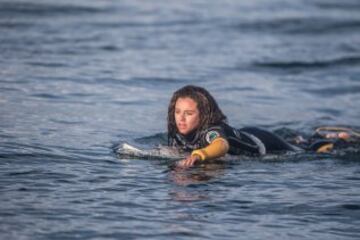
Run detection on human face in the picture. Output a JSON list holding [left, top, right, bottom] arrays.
[[175, 97, 200, 135]]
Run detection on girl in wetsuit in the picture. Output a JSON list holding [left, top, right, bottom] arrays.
[[167, 85, 299, 167]]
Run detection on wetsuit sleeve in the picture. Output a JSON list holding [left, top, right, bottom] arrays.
[[191, 137, 229, 161]]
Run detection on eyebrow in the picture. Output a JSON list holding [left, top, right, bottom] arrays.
[[175, 109, 196, 113]]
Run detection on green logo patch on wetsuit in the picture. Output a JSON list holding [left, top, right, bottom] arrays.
[[206, 130, 220, 143]]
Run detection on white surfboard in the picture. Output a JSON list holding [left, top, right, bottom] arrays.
[[115, 143, 185, 160]]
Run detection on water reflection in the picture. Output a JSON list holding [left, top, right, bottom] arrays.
[[169, 161, 226, 186], [168, 161, 226, 202]]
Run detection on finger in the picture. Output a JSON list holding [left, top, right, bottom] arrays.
[[177, 160, 186, 167], [338, 132, 350, 140], [177, 159, 190, 168], [183, 160, 190, 167], [185, 159, 195, 167]]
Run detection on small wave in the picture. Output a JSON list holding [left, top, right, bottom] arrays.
[[26, 61, 69, 68], [340, 204, 360, 210], [253, 56, 360, 70], [131, 77, 188, 85], [0, 152, 72, 161], [312, 108, 343, 116], [100, 45, 119, 51], [111, 100, 154, 106], [0, 22, 32, 29], [0, 2, 110, 17], [316, 1, 360, 11], [134, 133, 168, 145], [30, 93, 65, 100], [304, 85, 360, 96], [232, 17, 360, 35], [6, 169, 76, 180], [50, 119, 85, 125], [217, 86, 257, 92], [114, 77, 190, 88], [91, 19, 202, 30]]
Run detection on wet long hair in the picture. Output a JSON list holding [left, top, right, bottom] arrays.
[[167, 85, 227, 140]]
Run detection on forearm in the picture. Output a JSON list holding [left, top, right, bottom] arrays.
[[191, 137, 229, 161]]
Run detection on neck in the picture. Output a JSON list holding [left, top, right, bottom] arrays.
[[179, 128, 199, 141]]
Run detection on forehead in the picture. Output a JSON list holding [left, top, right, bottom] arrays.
[[175, 97, 198, 108]]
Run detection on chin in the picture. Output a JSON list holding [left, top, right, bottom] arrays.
[[179, 130, 188, 135], [178, 128, 190, 135]]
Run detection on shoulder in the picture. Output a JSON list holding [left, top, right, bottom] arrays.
[[201, 123, 230, 144]]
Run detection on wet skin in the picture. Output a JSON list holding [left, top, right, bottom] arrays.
[[174, 97, 201, 167]]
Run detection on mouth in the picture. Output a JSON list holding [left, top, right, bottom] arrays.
[[178, 124, 187, 130]]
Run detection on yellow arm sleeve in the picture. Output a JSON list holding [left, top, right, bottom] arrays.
[[191, 137, 229, 161]]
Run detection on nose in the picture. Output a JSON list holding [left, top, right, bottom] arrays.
[[179, 113, 186, 121], [180, 113, 185, 121]]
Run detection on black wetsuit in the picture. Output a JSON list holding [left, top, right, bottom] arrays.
[[169, 123, 298, 156]]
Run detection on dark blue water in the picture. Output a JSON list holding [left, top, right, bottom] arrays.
[[1, 0, 360, 239]]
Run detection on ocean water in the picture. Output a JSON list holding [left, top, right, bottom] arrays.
[[1, 0, 360, 239]]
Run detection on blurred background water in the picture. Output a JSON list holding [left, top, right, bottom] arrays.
[[1, 0, 360, 239]]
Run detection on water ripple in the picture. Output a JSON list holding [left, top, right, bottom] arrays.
[[253, 56, 360, 70], [231, 17, 360, 35], [0, 2, 111, 17], [304, 85, 360, 96]]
